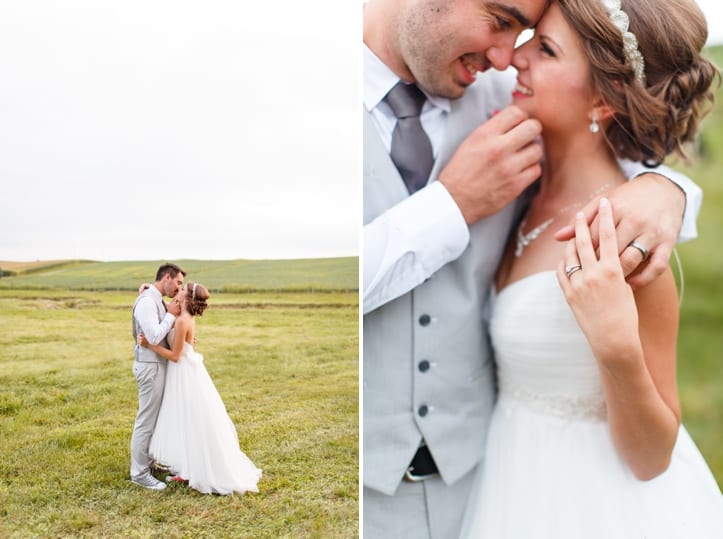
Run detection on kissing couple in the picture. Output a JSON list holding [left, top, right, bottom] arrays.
[[129, 263, 262, 494]]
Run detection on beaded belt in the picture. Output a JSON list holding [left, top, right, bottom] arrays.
[[498, 376, 607, 421]]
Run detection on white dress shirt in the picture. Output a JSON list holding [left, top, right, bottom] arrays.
[[362, 45, 702, 315], [134, 286, 176, 345], [363, 45, 469, 314]]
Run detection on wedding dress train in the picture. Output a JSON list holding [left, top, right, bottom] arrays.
[[149, 329, 262, 495]]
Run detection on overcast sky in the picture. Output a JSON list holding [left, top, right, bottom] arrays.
[[0, 1, 360, 262], [700, 0, 723, 45], [1, 1, 720, 262]]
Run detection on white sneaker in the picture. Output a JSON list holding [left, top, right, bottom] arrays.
[[131, 472, 167, 491]]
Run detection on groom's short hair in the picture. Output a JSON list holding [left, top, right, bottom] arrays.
[[155, 263, 186, 282]]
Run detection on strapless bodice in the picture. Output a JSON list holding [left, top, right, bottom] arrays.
[[490, 271, 606, 420], [166, 328, 201, 363]]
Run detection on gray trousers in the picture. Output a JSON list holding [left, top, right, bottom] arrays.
[[363, 465, 476, 539], [129, 360, 166, 478]]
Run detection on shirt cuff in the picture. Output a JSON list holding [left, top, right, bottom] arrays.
[[389, 181, 470, 264], [619, 160, 701, 242], [363, 181, 470, 314]]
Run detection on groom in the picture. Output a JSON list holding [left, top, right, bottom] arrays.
[[129, 262, 185, 490]]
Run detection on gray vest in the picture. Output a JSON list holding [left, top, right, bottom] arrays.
[[363, 71, 521, 496], [132, 289, 168, 364]]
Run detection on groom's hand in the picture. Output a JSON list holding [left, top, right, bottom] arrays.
[[439, 105, 543, 225], [554, 173, 684, 289], [167, 300, 181, 317]]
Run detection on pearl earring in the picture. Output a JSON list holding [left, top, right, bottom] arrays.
[[589, 113, 600, 134]]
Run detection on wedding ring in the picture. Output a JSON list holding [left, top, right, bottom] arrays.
[[628, 240, 649, 261], [565, 264, 582, 278]]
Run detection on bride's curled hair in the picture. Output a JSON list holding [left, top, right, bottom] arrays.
[[186, 282, 210, 316], [559, 0, 719, 165]]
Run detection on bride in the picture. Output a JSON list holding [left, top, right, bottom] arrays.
[[460, 0, 722, 536], [138, 282, 262, 495]]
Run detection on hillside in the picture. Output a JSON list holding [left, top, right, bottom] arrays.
[[0, 257, 358, 292]]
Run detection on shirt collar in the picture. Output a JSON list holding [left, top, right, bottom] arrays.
[[149, 284, 163, 301], [363, 43, 450, 114]]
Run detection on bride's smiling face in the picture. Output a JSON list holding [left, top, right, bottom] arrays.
[[510, 2, 597, 134]]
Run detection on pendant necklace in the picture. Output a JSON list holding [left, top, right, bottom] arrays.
[[514, 183, 612, 258]]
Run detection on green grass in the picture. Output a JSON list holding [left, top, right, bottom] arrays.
[[0, 257, 358, 293], [0, 288, 358, 538], [665, 45, 723, 488]]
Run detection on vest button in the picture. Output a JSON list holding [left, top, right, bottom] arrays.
[[418, 360, 430, 372], [418, 405, 429, 417], [418, 314, 431, 326]]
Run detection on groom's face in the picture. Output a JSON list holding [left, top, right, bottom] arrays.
[[163, 272, 184, 298], [399, 0, 547, 99]]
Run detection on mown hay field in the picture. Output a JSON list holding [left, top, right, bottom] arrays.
[[0, 286, 358, 538]]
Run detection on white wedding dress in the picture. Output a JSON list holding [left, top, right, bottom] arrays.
[[460, 271, 723, 538], [149, 329, 262, 495]]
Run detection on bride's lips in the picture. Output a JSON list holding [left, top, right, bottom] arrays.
[[512, 79, 533, 99]]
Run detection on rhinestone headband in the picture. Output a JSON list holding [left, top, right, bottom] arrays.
[[600, 0, 646, 85], [192, 282, 197, 299]]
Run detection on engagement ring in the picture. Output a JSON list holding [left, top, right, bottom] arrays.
[[565, 264, 582, 278]]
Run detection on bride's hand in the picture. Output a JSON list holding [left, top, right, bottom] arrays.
[[554, 175, 683, 289], [138, 283, 151, 294], [557, 198, 640, 362], [137, 334, 150, 348]]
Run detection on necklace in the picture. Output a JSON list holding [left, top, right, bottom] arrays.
[[514, 183, 611, 258]]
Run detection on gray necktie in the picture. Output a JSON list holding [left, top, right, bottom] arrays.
[[384, 82, 434, 194]]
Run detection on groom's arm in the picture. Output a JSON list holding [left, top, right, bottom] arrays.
[[363, 183, 469, 314], [364, 106, 543, 314], [134, 296, 175, 345], [555, 162, 702, 288], [619, 161, 702, 242]]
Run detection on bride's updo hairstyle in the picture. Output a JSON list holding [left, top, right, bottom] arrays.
[[559, 0, 719, 165], [186, 282, 210, 316]]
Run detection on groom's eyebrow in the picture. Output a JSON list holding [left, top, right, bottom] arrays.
[[488, 2, 534, 28]]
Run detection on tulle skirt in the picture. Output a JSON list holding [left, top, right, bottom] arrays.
[[149, 346, 262, 495], [459, 396, 723, 538]]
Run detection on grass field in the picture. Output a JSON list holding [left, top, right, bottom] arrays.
[[0, 287, 358, 538], [0, 257, 358, 293], [662, 45, 723, 488]]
